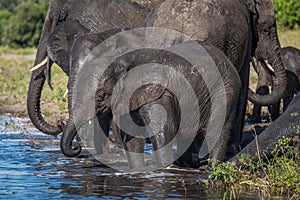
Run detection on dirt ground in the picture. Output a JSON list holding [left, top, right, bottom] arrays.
[[0, 95, 67, 125]]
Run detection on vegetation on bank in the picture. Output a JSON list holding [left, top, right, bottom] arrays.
[[207, 136, 300, 199], [275, 0, 300, 29], [0, 46, 68, 115]]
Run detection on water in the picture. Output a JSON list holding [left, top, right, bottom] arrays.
[[0, 115, 281, 199]]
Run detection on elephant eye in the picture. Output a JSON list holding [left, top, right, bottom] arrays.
[[262, 27, 269, 35]]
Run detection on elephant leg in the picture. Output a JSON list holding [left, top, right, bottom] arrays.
[[251, 86, 270, 122], [174, 136, 203, 168], [212, 98, 239, 164], [121, 131, 145, 169], [230, 58, 250, 154], [118, 113, 145, 169], [269, 101, 280, 121], [147, 91, 178, 167], [93, 112, 112, 155], [283, 71, 299, 111], [110, 120, 122, 146]]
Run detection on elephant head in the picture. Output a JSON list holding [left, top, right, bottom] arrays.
[[247, 0, 287, 106], [60, 28, 124, 157], [27, 0, 157, 136]]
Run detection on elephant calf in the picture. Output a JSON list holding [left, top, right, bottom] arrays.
[[250, 46, 300, 122]]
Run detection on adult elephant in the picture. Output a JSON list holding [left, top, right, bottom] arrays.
[[250, 46, 300, 122], [144, 0, 287, 160], [27, 0, 157, 136], [63, 35, 241, 168]]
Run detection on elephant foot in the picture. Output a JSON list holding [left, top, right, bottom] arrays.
[[126, 151, 145, 169], [247, 115, 261, 124], [174, 153, 204, 168]]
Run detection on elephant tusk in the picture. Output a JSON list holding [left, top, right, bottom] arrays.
[[30, 57, 48, 72], [63, 89, 68, 98], [264, 60, 275, 73]]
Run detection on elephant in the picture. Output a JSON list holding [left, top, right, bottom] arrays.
[[250, 46, 300, 122], [230, 90, 300, 166], [63, 35, 242, 168], [27, 0, 158, 136], [143, 0, 287, 161], [59, 0, 287, 166], [60, 28, 126, 157]]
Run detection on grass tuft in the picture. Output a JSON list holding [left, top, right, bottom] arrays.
[[207, 136, 300, 199]]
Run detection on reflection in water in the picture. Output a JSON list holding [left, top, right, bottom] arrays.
[[0, 116, 271, 199]]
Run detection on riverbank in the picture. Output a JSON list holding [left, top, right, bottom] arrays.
[[0, 46, 68, 124]]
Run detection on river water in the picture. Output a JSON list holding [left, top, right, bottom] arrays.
[[0, 115, 285, 199]]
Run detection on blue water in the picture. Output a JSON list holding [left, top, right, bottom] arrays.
[[0, 115, 282, 199]]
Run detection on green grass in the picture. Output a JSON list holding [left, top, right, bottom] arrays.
[[0, 48, 68, 114], [207, 136, 300, 199], [0, 46, 36, 55], [278, 28, 300, 49]]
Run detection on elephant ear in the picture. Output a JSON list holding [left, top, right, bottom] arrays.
[[47, 20, 89, 81], [112, 64, 169, 112], [245, 0, 259, 51]]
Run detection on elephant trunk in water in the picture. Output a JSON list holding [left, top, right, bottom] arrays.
[[59, 29, 124, 157], [27, 1, 63, 135], [248, 27, 287, 106], [60, 119, 82, 157]]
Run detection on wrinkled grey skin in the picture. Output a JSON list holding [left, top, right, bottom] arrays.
[[69, 43, 241, 168], [27, 0, 157, 136], [230, 90, 300, 166], [145, 0, 287, 156], [251, 46, 300, 122], [60, 28, 124, 157]]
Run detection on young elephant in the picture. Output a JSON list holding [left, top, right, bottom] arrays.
[[250, 46, 300, 122], [65, 39, 241, 168]]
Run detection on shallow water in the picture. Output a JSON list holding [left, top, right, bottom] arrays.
[[0, 115, 284, 199]]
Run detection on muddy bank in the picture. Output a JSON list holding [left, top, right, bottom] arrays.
[[0, 94, 67, 125]]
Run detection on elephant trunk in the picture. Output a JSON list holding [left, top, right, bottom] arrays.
[[27, 1, 64, 135], [60, 119, 82, 157], [27, 64, 63, 135], [248, 27, 287, 106]]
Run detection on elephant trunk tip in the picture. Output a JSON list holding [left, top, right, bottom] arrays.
[[60, 121, 82, 157]]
